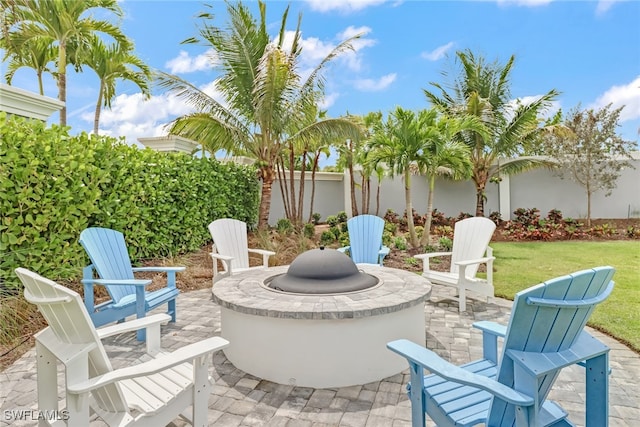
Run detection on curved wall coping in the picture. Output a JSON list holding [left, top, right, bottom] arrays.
[[212, 264, 431, 320]]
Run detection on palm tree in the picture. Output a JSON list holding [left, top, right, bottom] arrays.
[[417, 110, 484, 247], [81, 36, 151, 134], [424, 49, 559, 216], [2, 36, 56, 95], [367, 107, 432, 248], [156, 1, 361, 228], [3, 0, 128, 126]]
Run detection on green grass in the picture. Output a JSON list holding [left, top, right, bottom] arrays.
[[491, 241, 640, 353]]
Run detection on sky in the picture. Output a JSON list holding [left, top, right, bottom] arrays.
[[5, 0, 640, 162]]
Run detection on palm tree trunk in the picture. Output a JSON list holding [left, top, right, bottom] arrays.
[[57, 43, 67, 126], [258, 168, 275, 229], [419, 175, 436, 247], [375, 182, 381, 216], [404, 168, 418, 248], [297, 151, 307, 226], [308, 156, 320, 223], [94, 82, 104, 134], [349, 164, 358, 216]]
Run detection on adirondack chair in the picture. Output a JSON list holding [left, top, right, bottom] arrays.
[[415, 216, 496, 312], [337, 214, 390, 265], [79, 227, 185, 341], [388, 266, 615, 427], [208, 218, 275, 285], [15, 267, 229, 427]]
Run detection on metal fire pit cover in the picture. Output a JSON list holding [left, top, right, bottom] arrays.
[[267, 247, 379, 294]]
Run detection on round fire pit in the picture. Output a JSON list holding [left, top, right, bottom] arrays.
[[212, 251, 431, 389]]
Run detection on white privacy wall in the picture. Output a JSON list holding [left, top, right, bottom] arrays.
[[267, 154, 640, 224]]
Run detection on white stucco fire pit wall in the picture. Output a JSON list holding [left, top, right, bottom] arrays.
[[212, 265, 431, 388]]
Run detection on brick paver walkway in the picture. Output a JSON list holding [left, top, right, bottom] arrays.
[[1, 286, 639, 426]]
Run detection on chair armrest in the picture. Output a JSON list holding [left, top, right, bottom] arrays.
[[336, 246, 349, 253], [248, 248, 276, 267], [454, 257, 495, 267], [210, 253, 234, 262], [96, 313, 171, 340], [67, 337, 230, 394], [82, 278, 152, 287], [387, 339, 534, 406], [379, 246, 390, 256], [473, 321, 507, 338], [248, 248, 276, 257], [414, 252, 452, 273], [132, 266, 186, 273]]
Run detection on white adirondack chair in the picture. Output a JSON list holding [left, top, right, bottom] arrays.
[[208, 218, 275, 286], [415, 216, 496, 312], [15, 268, 229, 427]]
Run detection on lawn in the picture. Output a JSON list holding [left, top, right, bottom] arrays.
[[491, 241, 640, 352]]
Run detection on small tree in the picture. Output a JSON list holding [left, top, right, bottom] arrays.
[[544, 104, 637, 226]]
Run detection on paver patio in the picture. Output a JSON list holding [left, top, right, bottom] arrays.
[[1, 285, 639, 426]]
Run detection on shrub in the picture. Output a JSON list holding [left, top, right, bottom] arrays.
[[489, 211, 502, 225], [337, 211, 348, 223], [0, 113, 260, 290], [320, 230, 335, 246], [439, 236, 453, 251], [303, 222, 315, 238], [384, 209, 399, 224], [393, 236, 407, 250], [276, 218, 293, 234], [311, 212, 321, 225], [326, 215, 339, 227]]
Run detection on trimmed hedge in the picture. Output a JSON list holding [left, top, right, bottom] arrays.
[[0, 113, 259, 290]]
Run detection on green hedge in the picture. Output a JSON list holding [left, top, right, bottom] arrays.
[[0, 113, 259, 290]]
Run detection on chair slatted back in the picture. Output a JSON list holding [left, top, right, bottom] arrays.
[[16, 268, 128, 413], [488, 266, 615, 425], [209, 219, 250, 270], [449, 217, 496, 277], [80, 227, 136, 303], [347, 215, 385, 264]]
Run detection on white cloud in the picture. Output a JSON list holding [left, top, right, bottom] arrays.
[[591, 76, 640, 122], [421, 42, 455, 61], [336, 26, 376, 72], [506, 94, 561, 120], [496, 0, 553, 6], [304, 0, 387, 13], [83, 92, 193, 144], [319, 92, 340, 109], [354, 73, 396, 91], [165, 49, 216, 74], [595, 0, 625, 15]]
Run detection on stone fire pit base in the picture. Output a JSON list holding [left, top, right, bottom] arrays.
[[212, 265, 431, 388]]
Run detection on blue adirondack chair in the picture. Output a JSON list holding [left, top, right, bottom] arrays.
[[388, 266, 615, 427], [79, 227, 185, 341], [337, 214, 390, 265]]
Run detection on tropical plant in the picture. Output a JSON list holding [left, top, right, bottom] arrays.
[[424, 49, 560, 216], [542, 104, 637, 226], [1, 36, 56, 95], [417, 110, 483, 246], [80, 35, 151, 134], [367, 107, 432, 248], [155, 1, 361, 228], [1, 0, 128, 126]]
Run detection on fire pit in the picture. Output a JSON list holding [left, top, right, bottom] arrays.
[[212, 248, 431, 388]]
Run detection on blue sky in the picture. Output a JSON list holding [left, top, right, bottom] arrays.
[[6, 0, 640, 159]]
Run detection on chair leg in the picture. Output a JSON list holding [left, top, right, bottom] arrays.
[[35, 341, 58, 427], [458, 287, 466, 312], [169, 299, 177, 323], [192, 355, 210, 426]]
